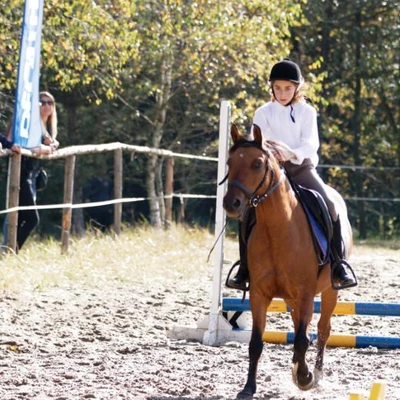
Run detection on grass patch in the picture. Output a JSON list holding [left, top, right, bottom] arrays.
[[2, 225, 398, 294], [0, 225, 239, 293], [354, 239, 399, 250]]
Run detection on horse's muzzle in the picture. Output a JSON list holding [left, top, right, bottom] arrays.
[[223, 190, 247, 220]]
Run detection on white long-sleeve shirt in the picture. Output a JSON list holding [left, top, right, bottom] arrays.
[[253, 100, 320, 166]]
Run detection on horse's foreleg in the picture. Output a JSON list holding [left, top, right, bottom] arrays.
[[237, 295, 270, 400], [291, 300, 314, 390], [237, 327, 264, 399], [315, 288, 338, 383]]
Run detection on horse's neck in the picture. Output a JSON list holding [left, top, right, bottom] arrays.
[[256, 177, 301, 231]]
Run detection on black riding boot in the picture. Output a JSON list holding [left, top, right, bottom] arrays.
[[330, 218, 357, 290], [226, 221, 249, 291], [227, 261, 249, 290]]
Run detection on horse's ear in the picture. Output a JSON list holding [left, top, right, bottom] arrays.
[[253, 124, 263, 145], [231, 124, 241, 143]]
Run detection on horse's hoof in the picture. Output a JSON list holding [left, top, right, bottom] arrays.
[[291, 362, 314, 390], [298, 372, 314, 391], [236, 393, 253, 400], [314, 367, 324, 384], [236, 388, 254, 399]]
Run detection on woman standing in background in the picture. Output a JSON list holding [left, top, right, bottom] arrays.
[[2, 91, 60, 251]]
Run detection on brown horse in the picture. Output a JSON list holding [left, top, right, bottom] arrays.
[[223, 124, 353, 399]]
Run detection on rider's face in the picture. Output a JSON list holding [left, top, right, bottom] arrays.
[[272, 81, 297, 106]]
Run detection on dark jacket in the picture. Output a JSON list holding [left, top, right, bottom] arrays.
[[0, 133, 14, 149]]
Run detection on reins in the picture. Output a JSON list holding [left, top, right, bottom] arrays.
[[206, 220, 228, 263]]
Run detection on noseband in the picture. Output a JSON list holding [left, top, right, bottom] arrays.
[[221, 140, 285, 208]]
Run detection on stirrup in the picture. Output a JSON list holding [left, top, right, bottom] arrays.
[[225, 260, 249, 291], [331, 259, 358, 290]]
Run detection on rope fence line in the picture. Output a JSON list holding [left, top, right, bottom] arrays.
[[0, 143, 218, 162], [1, 143, 221, 253], [1, 141, 399, 251], [2, 144, 399, 169], [1, 194, 398, 216], [0, 194, 218, 215]]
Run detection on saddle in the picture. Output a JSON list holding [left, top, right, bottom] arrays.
[[289, 178, 333, 266]]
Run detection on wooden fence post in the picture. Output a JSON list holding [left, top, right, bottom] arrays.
[[61, 155, 75, 254], [113, 148, 123, 235], [165, 156, 174, 228], [6, 153, 21, 253]]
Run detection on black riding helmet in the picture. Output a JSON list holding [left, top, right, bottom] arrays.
[[269, 58, 302, 84], [269, 59, 302, 123]]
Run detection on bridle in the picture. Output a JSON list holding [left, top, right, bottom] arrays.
[[220, 140, 285, 208]]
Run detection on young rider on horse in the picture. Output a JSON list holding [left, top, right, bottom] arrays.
[[228, 59, 357, 291]]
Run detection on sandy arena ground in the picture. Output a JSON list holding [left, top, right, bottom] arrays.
[[0, 246, 399, 399]]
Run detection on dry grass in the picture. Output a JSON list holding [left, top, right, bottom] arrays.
[[0, 225, 239, 293], [1, 225, 398, 295], [355, 239, 399, 251]]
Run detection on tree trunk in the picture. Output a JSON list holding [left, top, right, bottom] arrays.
[[156, 157, 166, 225], [352, 9, 366, 239], [146, 55, 172, 227], [164, 157, 174, 228], [146, 154, 161, 227], [319, 0, 334, 182], [320, 0, 333, 134]]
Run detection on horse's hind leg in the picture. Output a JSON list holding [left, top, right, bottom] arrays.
[[291, 298, 314, 390], [237, 295, 270, 399], [314, 288, 338, 383]]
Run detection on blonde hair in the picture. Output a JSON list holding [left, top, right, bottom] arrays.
[[40, 91, 58, 140]]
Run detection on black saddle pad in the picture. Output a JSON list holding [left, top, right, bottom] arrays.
[[295, 184, 333, 265]]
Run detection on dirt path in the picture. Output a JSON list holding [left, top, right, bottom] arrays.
[[0, 247, 399, 399]]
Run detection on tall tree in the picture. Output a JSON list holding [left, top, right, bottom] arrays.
[[292, 0, 399, 238], [0, 0, 138, 111], [127, 0, 303, 226]]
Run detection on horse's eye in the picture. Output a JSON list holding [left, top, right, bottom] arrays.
[[252, 159, 264, 170]]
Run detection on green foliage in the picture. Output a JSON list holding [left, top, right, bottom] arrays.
[[0, 0, 398, 238], [43, 0, 139, 101], [292, 0, 399, 238], [0, 0, 138, 107]]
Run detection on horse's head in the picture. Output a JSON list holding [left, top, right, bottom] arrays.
[[223, 124, 283, 220]]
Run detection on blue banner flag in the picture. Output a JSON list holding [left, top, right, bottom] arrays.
[[13, 0, 44, 148]]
